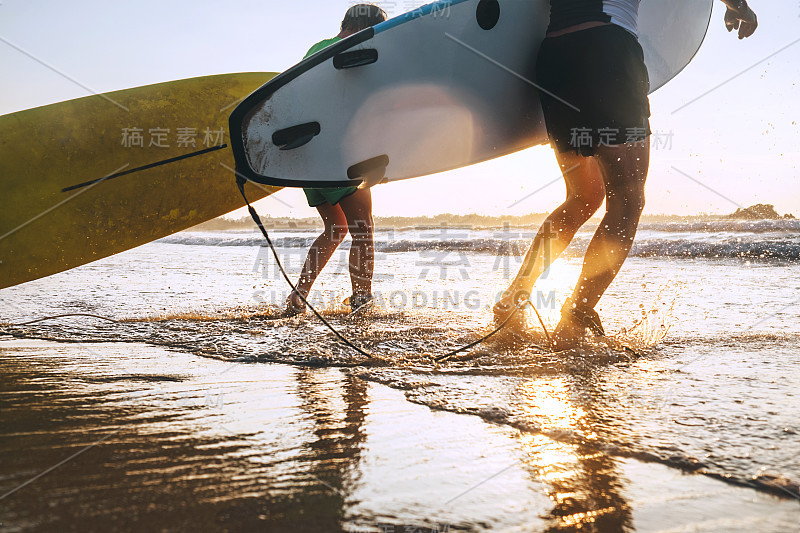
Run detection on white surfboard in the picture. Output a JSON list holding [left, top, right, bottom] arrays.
[[230, 0, 713, 188]]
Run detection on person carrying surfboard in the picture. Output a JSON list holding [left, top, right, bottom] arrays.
[[285, 4, 388, 316], [493, 0, 758, 348]]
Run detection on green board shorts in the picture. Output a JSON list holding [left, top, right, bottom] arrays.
[[303, 186, 359, 207]]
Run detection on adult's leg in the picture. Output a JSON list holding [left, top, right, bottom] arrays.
[[494, 148, 606, 319], [290, 202, 349, 308], [553, 140, 649, 343], [339, 188, 375, 298]]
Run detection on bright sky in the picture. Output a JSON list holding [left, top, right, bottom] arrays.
[[1, 1, 798, 218]]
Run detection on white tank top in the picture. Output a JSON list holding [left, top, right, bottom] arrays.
[[549, 0, 640, 36]]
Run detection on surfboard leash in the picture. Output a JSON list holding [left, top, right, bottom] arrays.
[[432, 300, 532, 363], [1, 183, 544, 363], [3, 313, 120, 327], [236, 178, 378, 360], [236, 178, 546, 364]]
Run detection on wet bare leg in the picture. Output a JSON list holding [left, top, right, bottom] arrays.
[[339, 188, 375, 299], [553, 140, 649, 346], [494, 149, 605, 320], [288, 203, 349, 311]]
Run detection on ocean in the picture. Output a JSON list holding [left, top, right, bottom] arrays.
[[1, 219, 799, 532]]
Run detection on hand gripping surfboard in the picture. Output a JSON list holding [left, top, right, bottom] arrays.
[[230, 0, 712, 188]]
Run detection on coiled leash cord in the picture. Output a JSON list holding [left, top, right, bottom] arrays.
[[237, 178, 551, 363]]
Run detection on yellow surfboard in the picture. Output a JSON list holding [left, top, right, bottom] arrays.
[[0, 72, 280, 290]]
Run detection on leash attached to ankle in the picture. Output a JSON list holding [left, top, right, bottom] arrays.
[[561, 298, 605, 337]]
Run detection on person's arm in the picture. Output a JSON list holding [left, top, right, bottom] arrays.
[[720, 0, 757, 39]]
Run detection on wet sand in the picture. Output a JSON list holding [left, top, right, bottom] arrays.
[[2, 338, 797, 532]]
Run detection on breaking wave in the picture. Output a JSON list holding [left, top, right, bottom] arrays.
[[159, 228, 800, 261]]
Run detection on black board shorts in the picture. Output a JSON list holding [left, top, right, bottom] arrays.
[[536, 24, 651, 156]]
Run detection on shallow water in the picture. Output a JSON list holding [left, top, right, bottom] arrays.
[[1, 224, 799, 530], [2, 340, 798, 532]]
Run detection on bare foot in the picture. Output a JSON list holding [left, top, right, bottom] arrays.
[[283, 291, 307, 317], [492, 289, 530, 327], [551, 315, 587, 350], [551, 301, 606, 350], [347, 293, 374, 314]]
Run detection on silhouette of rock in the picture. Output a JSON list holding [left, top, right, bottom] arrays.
[[729, 204, 782, 220]]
